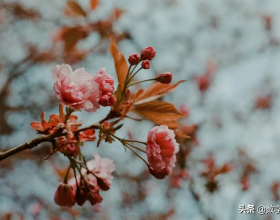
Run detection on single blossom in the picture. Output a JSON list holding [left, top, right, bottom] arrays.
[[52, 64, 100, 112], [93, 68, 116, 106], [141, 46, 156, 60], [146, 125, 179, 179], [82, 154, 116, 190], [54, 182, 76, 207]]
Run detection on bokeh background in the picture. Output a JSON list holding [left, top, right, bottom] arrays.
[[1, 0, 280, 219]]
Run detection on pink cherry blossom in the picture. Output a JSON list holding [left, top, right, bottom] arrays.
[[93, 68, 116, 106], [83, 154, 116, 189], [146, 125, 179, 179], [52, 64, 100, 112]]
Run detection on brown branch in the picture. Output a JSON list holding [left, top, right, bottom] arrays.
[[0, 129, 62, 162], [0, 111, 117, 162]]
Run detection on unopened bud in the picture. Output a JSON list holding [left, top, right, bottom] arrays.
[[128, 53, 140, 65], [141, 46, 156, 60], [141, 60, 150, 69], [99, 94, 116, 106], [156, 72, 172, 84], [54, 182, 76, 207]]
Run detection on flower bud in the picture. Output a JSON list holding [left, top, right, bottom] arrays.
[[156, 72, 172, 84], [148, 167, 167, 179], [141, 46, 156, 60], [96, 177, 110, 191], [128, 53, 140, 65], [87, 191, 103, 206], [75, 189, 87, 206], [141, 60, 150, 69], [54, 182, 76, 207], [99, 94, 116, 106]]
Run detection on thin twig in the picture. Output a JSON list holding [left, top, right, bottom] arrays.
[[125, 143, 146, 153], [125, 140, 147, 145], [125, 144, 149, 166]]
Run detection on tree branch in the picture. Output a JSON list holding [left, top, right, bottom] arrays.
[[0, 111, 117, 162], [0, 129, 63, 161]]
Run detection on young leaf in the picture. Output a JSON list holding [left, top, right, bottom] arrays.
[[174, 129, 190, 138], [133, 101, 186, 127], [90, 0, 99, 10], [133, 80, 186, 105], [156, 119, 179, 129], [67, 1, 87, 17], [109, 37, 128, 90]]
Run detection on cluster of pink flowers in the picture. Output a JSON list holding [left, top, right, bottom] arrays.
[[54, 154, 116, 207], [30, 45, 181, 208], [52, 64, 116, 112]]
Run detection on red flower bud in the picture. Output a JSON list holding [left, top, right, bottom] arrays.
[[75, 189, 87, 206], [128, 53, 140, 65], [141, 46, 156, 60], [141, 60, 150, 69], [87, 191, 103, 206], [148, 167, 167, 179], [54, 182, 76, 207], [96, 177, 110, 191], [99, 94, 116, 106], [156, 72, 172, 84]]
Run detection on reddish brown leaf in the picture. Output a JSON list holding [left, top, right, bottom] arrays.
[[174, 129, 190, 138], [133, 101, 186, 127], [109, 37, 128, 90], [157, 119, 179, 129], [132, 80, 186, 105], [61, 26, 84, 52], [67, 1, 87, 17], [90, 0, 99, 10]]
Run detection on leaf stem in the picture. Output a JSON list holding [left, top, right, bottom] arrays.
[[63, 165, 71, 183], [128, 78, 155, 87], [125, 144, 149, 167], [127, 67, 143, 85], [125, 139, 147, 145], [126, 142, 146, 153]]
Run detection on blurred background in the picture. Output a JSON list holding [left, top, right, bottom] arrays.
[[1, 0, 280, 219]]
